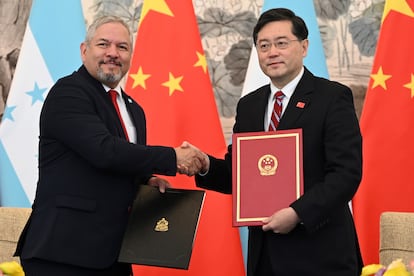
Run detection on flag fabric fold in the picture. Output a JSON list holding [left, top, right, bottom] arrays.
[[0, 0, 85, 207], [125, 0, 245, 275], [352, 0, 414, 265]]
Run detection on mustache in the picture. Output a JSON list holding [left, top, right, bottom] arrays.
[[99, 59, 122, 67]]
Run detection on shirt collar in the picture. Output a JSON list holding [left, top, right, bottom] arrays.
[[269, 66, 304, 100], [103, 84, 121, 96]]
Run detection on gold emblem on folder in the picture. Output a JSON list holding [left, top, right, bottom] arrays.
[[154, 217, 169, 232], [258, 154, 278, 176]]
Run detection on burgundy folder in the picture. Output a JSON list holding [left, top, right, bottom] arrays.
[[232, 129, 304, 226]]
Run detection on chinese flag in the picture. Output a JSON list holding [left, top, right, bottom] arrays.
[[124, 0, 245, 275], [352, 0, 414, 265]]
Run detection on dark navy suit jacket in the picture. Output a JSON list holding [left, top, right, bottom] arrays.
[[16, 65, 177, 269], [196, 67, 363, 275]]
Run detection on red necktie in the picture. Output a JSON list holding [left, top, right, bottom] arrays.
[[268, 91, 284, 131], [109, 90, 129, 141]]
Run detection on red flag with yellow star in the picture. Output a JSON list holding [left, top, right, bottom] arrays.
[[352, 0, 414, 265], [125, 0, 245, 275]]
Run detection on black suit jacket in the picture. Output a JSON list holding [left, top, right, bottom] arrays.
[[196, 68, 363, 275], [15, 66, 177, 269]]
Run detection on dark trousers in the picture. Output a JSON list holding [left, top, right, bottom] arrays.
[[21, 258, 132, 276], [254, 246, 274, 276]]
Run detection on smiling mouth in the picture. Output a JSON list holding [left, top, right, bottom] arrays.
[[268, 60, 283, 65], [268, 62, 283, 68], [101, 60, 122, 68]]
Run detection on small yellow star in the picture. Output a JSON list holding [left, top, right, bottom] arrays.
[[140, 0, 174, 26], [403, 74, 414, 98], [129, 67, 151, 89], [382, 0, 414, 23], [371, 66, 392, 90], [162, 72, 184, 96], [194, 51, 208, 73]]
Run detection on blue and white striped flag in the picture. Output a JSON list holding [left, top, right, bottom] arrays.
[[239, 0, 329, 267], [0, 0, 85, 206]]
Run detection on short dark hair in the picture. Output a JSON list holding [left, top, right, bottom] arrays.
[[253, 8, 309, 45]]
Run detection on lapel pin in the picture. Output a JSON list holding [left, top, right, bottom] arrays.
[[296, 101, 305, 108]]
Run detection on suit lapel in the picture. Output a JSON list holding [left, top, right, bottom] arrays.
[[279, 68, 314, 129], [250, 85, 271, 132], [121, 91, 146, 144]]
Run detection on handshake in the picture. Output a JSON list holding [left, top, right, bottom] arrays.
[[174, 141, 209, 176]]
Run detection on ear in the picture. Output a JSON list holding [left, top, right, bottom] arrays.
[[302, 39, 309, 58], [80, 42, 87, 62]]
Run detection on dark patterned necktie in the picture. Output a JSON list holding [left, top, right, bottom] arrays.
[[268, 91, 285, 131]]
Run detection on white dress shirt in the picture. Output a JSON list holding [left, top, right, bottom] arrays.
[[103, 84, 137, 143], [264, 67, 304, 130]]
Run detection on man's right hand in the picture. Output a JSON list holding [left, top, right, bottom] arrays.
[[174, 141, 209, 176]]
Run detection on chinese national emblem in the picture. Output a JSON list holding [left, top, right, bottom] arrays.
[[258, 154, 278, 176]]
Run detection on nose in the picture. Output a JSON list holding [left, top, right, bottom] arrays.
[[106, 43, 119, 57], [268, 44, 280, 55]]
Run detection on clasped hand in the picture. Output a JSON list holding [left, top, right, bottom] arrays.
[[174, 141, 209, 176]]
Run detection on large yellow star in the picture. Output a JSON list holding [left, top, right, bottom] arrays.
[[162, 72, 184, 96], [194, 51, 208, 73], [403, 74, 414, 98], [371, 66, 392, 90], [139, 0, 174, 26], [382, 0, 414, 23], [129, 66, 151, 89]]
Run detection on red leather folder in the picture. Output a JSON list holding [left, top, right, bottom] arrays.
[[232, 129, 304, 226]]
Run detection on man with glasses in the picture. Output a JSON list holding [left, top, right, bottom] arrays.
[[192, 8, 363, 276]]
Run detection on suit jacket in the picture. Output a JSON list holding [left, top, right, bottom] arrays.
[[196, 67, 363, 275], [15, 65, 177, 269]]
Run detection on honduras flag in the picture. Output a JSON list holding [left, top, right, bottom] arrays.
[[239, 0, 329, 268], [0, 0, 85, 206]]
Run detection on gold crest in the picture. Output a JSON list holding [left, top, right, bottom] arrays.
[[154, 217, 169, 232], [258, 154, 278, 176]]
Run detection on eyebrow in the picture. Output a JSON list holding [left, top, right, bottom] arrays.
[[258, 35, 289, 42], [96, 38, 129, 45]]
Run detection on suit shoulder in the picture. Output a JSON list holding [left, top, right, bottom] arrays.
[[50, 66, 102, 96], [52, 71, 77, 86], [313, 75, 351, 93], [239, 84, 269, 103], [54, 67, 92, 86]]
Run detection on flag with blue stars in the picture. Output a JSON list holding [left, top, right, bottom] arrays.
[[0, 0, 85, 206]]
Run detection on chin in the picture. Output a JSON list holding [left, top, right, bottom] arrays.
[[97, 71, 122, 85]]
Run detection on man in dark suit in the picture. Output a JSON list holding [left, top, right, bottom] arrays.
[[192, 8, 363, 276], [15, 16, 202, 276]]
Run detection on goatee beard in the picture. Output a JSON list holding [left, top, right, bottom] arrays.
[[97, 67, 122, 85]]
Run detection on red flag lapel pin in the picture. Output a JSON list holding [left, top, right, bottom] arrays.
[[296, 101, 306, 108]]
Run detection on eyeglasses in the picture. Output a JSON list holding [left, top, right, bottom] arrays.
[[257, 38, 301, 52]]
